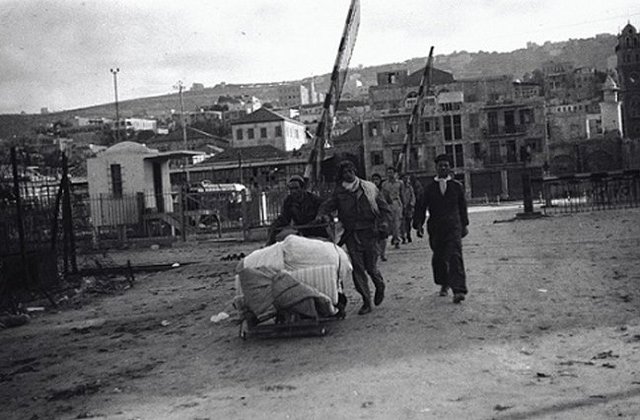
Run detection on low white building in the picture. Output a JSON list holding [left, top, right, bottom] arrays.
[[86, 141, 197, 227]]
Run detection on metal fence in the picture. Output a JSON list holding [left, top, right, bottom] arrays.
[[536, 169, 640, 214], [79, 184, 336, 243]]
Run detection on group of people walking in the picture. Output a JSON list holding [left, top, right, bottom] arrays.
[[370, 167, 419, 260], [267, 154, 469, 315]]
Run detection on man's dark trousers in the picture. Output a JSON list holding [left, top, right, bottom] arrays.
[[343, 229, 384, 306], [428, 224, 467, 294]]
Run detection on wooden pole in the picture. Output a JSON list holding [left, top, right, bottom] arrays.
[[61, 153, 77, 273], [11, 147, 29, 288], [60, 153, 70, 273]]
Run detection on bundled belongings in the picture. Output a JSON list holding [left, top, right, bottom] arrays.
[[235, 235, 351, 339]]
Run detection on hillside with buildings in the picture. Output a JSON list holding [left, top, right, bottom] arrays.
[[0, 33, 619, 128], [1, 24, 640, 248]]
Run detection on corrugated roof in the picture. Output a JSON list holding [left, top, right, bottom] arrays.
[[198, 145, 289, 165]]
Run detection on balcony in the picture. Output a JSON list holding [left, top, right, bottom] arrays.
[[482, 124, 529, 138]]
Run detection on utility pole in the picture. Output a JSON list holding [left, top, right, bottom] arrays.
[[174, 80, 190, 183], [110, 68, 120, 143]]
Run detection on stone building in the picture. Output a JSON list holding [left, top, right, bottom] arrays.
[[369, 66, 454, 110], [362, 83, 546, 200]]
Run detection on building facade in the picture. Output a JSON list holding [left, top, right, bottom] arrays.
[[277, 84, 310, 108], [230, 107, 307, 151], [362, 77, 546, 200], [616, 22, 640, 139]]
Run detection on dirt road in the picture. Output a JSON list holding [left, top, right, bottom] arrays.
[[1, 207, 640, 419]]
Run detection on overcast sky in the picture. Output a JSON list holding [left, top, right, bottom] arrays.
[[1, 0, 639, 114]]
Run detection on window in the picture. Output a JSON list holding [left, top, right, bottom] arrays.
[[110, 164, 123, 198], [368, 122, 379, 137], [236, 129, 243, 140], [488, 112, 498, 134], [506, 140, 517, 162], [409, 147, 420, 170], [445, 144, 464, 168], [454, 144, 464, 168], [370, 151, 384, 166], [260, 127, 267, 138], [424, 118, 440, 132], [469, 113, 479, 128], [440, 102, 461, 111], [275, 126, 282, 137], [445, 145, 453, 163], [453, 115, 462, 139], [504, 110, 515, 133], [443, 116, 452, 141], [473, 142, 482, 159], [489, 141, 500, 164], [392, 149, 402, 166], [443, 115, 462, 141], [519, 109, 534, 125], [248, 128, 254, 139]]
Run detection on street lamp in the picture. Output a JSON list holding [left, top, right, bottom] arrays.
[[173, 80, 189, 183], [110, 68, 120, 143], [173, 80, 188, 150]]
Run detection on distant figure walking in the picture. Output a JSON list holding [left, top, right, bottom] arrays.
[[371, 173, 388, 261], [413, 154, 469, 304], [400, 174, 415, 243], [381, 166, 404, 249]]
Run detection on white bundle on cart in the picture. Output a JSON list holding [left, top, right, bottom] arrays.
[[235, 235, 352, 321]]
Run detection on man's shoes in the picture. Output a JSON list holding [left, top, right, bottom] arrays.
[[438, 286, 449, 296], [394, 243, 400, 249], [401, 238, 406, 244], [453, 293, 466, 304], [374, 285, 385, 306], [380, 255, 387, 261], [358, 304, 372, 315]]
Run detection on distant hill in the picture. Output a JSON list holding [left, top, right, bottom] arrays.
[[0, 33, 619, 140]]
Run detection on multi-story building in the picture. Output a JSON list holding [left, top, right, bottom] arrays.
[[362, 76, 546, 200], [230, 107, 307, 152], [573, 67, 602, 101], [545, 76, 626, 174], [369, 66, 454, 110], [277, 84, 310, 108], [616, 22, 640, 138], [542, 60, 575, 101]]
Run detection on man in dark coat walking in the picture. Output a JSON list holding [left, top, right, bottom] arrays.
[[317, 160, 392, 315], [413, 154, 469, 303]]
